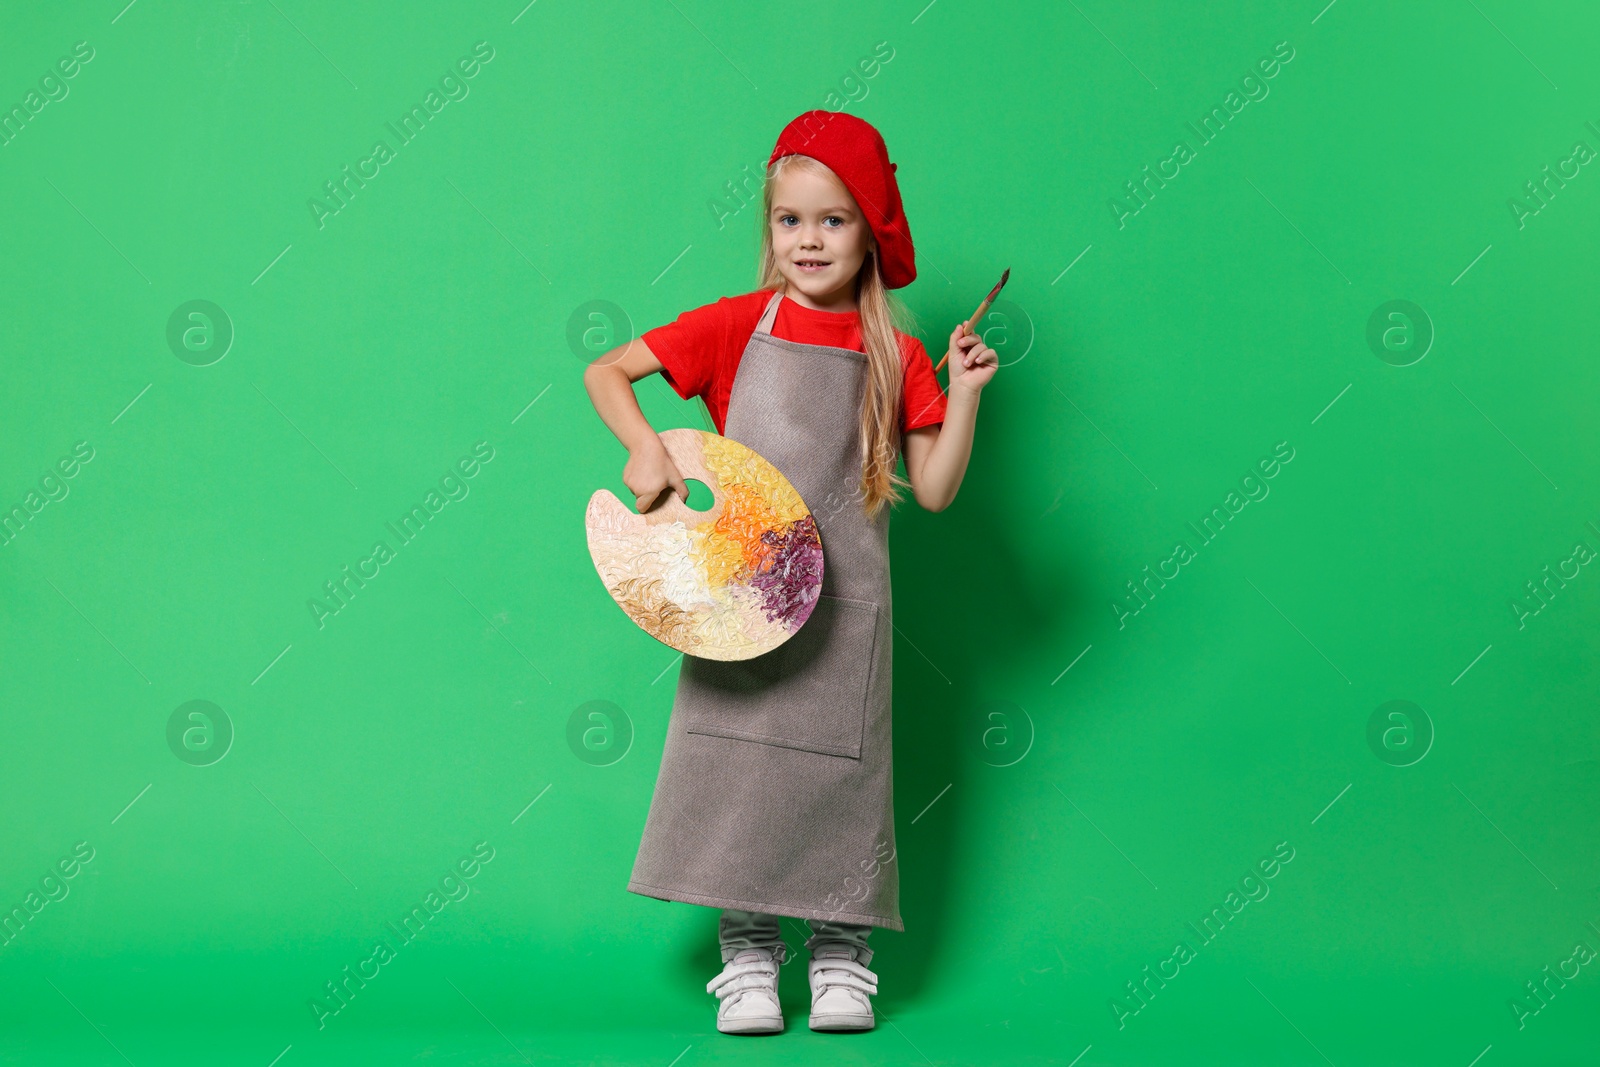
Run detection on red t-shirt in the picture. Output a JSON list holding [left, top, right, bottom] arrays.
[[643, 291, 948, 435]]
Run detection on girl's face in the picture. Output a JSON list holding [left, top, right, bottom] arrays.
[[768, 160, 873, 312]]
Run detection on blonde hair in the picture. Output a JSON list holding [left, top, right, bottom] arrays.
[[757, 153, 918, 521]]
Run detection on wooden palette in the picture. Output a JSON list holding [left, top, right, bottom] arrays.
[[585, 428, 824, 660]]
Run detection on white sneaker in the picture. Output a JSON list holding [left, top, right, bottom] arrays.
[[808, 947, 878, 1031], [706, 947, 784, 1034]]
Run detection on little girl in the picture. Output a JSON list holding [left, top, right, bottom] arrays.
[[583, 110, 997, 1035]]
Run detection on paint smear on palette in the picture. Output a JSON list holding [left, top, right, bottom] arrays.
[[694, 435, 822, 631], [584, 429, 824, 660]]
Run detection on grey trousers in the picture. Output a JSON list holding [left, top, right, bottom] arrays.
[[719, 908, 874, 967]]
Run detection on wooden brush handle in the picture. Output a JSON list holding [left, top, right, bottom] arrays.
[[934, 303, 990, 374]]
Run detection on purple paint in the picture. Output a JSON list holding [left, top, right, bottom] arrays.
[[749, 515, 823, 629]]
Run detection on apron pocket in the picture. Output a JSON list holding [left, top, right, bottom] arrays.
[[681, 593, 879, 759]]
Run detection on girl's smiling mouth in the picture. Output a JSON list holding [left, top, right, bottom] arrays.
[[794, 259, 832, 272]]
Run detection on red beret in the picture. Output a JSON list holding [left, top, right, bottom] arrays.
[[767, 111, 916, 289]]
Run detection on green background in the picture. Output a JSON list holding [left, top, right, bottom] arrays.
[[3, 1, 1597, 1064]]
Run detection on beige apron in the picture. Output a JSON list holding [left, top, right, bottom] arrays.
[[628, 289, 902, 931]]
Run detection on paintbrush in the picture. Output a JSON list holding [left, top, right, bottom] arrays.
[[934, 268, 1010, 375]]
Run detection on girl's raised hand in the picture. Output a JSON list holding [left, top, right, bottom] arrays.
[[946, 324, 998, 394]]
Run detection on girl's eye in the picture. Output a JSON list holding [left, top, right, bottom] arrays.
[[825, 216, 843, 227]]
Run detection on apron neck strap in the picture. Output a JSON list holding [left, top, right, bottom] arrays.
[[754, 291, 783, 336]]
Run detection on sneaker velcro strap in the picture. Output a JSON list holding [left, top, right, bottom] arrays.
[[707, 960, 778, 997], [809, 958, 879, 996]]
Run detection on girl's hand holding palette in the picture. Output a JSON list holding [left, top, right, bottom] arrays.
[[585, 429, 824, 661]]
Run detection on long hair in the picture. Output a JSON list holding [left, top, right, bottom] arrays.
[[756, 153, 918, 522]]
